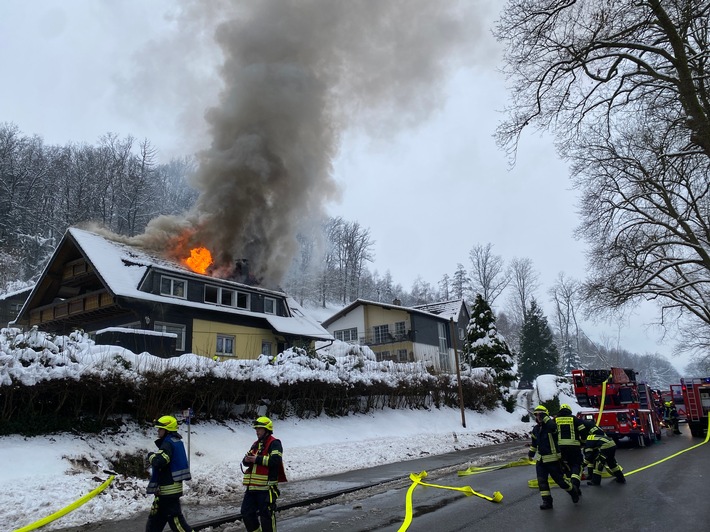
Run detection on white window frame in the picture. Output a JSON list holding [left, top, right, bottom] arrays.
[[216, 334, 235, 355], [264, 297, 276, 315], [261, 340, 273, 357], [334, 327, 358, 343], [373, 324, 389, 343], [160, 276, 186, 298], [395, 321, 406, 337], [154, 321, 186, 351], [397, 349, 408, 362]]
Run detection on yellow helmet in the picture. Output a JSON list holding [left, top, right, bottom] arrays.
[[253, 416, 273, 432], [155, 415, 179, 432], [559, 403, 572, 411], [534, 405, 549, 415]]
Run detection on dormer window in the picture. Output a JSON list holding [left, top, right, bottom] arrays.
[[205, 285, 250, 310], [264, 297, 276, 315], [160, 276, 186, 298]]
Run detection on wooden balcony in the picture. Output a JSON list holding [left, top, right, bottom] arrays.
[[29, 290, 116, 327]]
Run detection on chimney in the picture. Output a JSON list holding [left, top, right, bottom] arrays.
[[392, 298, 401, 306], [234, 259, 251, 284]]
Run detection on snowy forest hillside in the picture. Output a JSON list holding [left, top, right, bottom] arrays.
[[0, 123, 688, 379]]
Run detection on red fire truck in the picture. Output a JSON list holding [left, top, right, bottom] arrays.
[[662, 384, 688, 422], [679, 377, 710, 437], [571, 367, 662, 446]]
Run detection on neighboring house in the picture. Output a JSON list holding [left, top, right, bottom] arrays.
[[0, 285, 33, 327], [13, 227, 332, 359], [321, 298, 470, 373]]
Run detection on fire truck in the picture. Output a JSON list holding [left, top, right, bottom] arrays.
[[679, 377, 710, 437], [571, 367, 662, 446], [662, 384, 688, 422]]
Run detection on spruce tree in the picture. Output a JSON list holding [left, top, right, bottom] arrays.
[[518, 299, 560, 383], [463, 294, 516, 386], [560, 340, 582, 374]]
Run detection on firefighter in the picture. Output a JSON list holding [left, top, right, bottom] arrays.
[[241, 416, 287, 532], [554, 404, 587, 496], [528, 405, 580, 510], [145, 415, 193, 532], [663, 401, 682, 434], [581, 421, 625, 485]]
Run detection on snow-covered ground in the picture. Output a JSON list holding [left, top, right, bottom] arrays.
[[0, 326, 574, 531], [1, 406, 539, 531]]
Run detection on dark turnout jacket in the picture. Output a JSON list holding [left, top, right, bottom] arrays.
[[528, 415, 562, 463]]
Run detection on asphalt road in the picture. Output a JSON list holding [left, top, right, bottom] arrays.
[[277, 430, 710, 532]]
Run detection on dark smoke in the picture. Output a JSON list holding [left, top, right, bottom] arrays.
[[126, 0, 492, 287]]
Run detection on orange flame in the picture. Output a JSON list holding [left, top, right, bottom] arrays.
[[184, 247, 213, 274]]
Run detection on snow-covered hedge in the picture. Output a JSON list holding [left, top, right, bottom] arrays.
[[0, 328, 500, 435]]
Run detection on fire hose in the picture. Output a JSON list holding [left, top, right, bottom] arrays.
[[397, 471, 502, 532], [12, 471, 116, 532]]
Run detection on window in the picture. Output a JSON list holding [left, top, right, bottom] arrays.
[[380, 350, 390, 361], [395, 321, 406, 338], [205, 285, 249, 309], [205, 285, 218, 304], [261, 341, 272, 357], [438, 322, 450, 372], [397, 349, 408, 362], [373, 324, 390, 343], [236, 291, 250, 309], [216, 334, 235, 355], [459, 327, 465, 341], [220, 289, 235, 306], [160, 276, 186, 298], [154, 322, 186, 351], [334, 327, 358, 343], [264, 297, 276, 315]]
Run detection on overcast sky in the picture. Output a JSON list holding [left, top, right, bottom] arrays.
[[0, 1, 682, 368]]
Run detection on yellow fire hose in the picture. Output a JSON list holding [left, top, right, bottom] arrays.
[[13, 472, 116, 532], [398, 471, 502, 532], [458, 457, 534, 476]]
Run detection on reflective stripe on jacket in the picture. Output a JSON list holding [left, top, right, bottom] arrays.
[[147, 433, 191, 496], [242, 434, 285, 490], [529, 415, 561, 462], [555, 415, 585, 447]]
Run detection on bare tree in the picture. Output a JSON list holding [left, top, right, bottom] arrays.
[[451, 263, 470, 301], [495, 1, 710, 358], [549, 273, 583, 372], [507, 257, 540, 323], [468, 242, 509, 306]]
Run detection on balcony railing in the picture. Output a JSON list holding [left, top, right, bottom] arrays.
[[360, 329, 412, 346], [29, 289, 115, 326]]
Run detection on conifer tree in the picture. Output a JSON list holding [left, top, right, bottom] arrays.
[[560, 340, 581, 374], [518, 299, 559, 383], [463, 294, 516, 386]]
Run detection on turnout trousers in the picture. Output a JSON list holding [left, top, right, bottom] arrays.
[[241, 488, 278, 532], [535, 460, 577, 505], [560, 446, 584, 490], [145, 495, 193, 532]]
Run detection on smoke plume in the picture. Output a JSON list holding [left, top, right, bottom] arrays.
[[127, 0, 492, 287]]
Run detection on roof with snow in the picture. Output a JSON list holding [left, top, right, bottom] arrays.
[[321, 298, 466, 327], [19, 227, 332, 341], [412, 299, 467, 321]]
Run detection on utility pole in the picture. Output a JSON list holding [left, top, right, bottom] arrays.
[[450, 318, 466, 428]]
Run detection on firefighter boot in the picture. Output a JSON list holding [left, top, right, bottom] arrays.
[[587, 473, 602, 486], [614, 471, 626, 484], [572, 479, 582, 498], [539, 497, 553, 510], [568, 488, 580, 504]]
